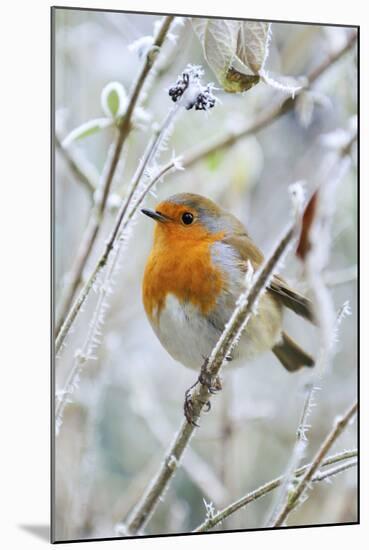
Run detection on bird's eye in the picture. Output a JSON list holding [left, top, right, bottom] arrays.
[[181, 212, 194, 225]]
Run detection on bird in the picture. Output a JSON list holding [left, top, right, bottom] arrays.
[[141, 193, 314, 420]]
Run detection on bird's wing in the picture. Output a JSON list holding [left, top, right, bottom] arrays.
[[223, 234, 315, 323], [222, 233, 264, 267], [269, 275, 315, 323]]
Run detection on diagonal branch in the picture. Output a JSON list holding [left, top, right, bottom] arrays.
[[55, 132, 98, 195], [55, 116, 180, 358], [193, 449, 357, 532], [55, 15, 175, 336], [272, 401, 357, 527]]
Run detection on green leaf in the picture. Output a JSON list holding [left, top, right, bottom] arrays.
[[101, 81, 128, 119], [108, 89, 119, 117], [61, 118, 113, 148]]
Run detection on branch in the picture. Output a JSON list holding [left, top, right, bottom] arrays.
[[180, 31, 357, 171], [272, 401, 357, 527], [55, 107, 182, 419], [55, 130, 180, 358], [265, 382, 315, 526], [55, 132, 98, 195], [267, 131, 356, 526], [121, 193, 301, 535], [193, 449, 357, 532], [55, 15, 175, 336]]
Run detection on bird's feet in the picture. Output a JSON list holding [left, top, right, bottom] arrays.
[[183, 360, 222, 426], [198, 359, 223, 393]]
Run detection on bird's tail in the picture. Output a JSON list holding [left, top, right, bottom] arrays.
[[272, 332, 315, 372]]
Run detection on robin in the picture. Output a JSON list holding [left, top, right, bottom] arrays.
[[141, 193, 314, 419]]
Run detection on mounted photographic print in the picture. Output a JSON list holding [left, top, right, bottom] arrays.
[[52, 7, 359, 543]]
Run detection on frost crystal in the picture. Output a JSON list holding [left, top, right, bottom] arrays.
[[171, 151, 184, 171], [203, 498, 216, 520], [128, 35, 154, 58]]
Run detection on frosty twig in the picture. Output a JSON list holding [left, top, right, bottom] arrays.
[[193, 448, 357, 532], [55, 67, 218, 432], [272, 401, 357, 527], [55, 15, 175, 337]]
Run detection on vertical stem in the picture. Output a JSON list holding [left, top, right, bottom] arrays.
[[55, 15, 175, 336], [55, 102, 180, 356]]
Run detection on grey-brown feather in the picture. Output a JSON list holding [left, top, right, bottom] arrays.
[[273, 332, 315, 371], [166, 193, 315, 371], [222, 234, 315, 324]]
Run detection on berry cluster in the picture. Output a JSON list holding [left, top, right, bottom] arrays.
[[168, 65, 217, 112], [168, 71, 190, 102], [187, 84, 216, 111]]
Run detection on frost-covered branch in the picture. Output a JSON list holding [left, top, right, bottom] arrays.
[[55, 66, 218, 430], [272, 401, 357, 527], [119, 188, 303, 535], [55, 120, 180, 428], [193, 448, 357, 532], [55, 132, 98, 195], [179, 31, 357, 171], [55, 15, 175, 337], [266, 124, 356, 526], [265, 381, 315, 526]]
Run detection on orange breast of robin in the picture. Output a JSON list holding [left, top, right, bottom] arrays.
[[143, 225, 226, 323]]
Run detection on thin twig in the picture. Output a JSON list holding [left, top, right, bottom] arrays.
[[55, 109, 182, 423], [268, 137, 355, 525], [179, 31, 357, 171], [272, 401, 357, 527], [312, 458, 357, 482], [55, 15, 175, 336], [193, 449, 357, 532], [55, 120, 179, 357], [55, 132, 98, 195], [265, 383, 314, 526], [122, 202, 300, 534]]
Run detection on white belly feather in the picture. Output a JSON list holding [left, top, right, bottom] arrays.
[[150, 292, 283, 370]]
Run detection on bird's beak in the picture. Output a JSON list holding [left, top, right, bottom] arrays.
[[141, 208, 170, 223]]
